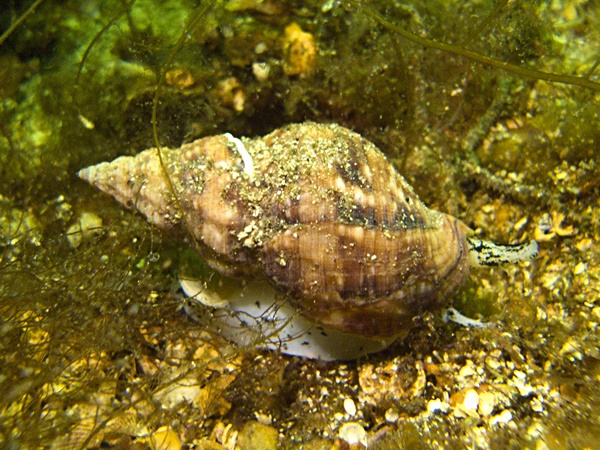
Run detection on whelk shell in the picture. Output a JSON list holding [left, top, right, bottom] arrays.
[[78, 122, 538, 358]]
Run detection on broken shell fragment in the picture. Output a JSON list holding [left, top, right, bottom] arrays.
[[78, 122, 538, 359]]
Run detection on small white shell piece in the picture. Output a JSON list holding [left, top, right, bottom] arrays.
[[224, 132, 254, 177], [179, 278, 395, 361]]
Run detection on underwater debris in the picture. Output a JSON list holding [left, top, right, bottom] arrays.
[[281, 22, 317, 77]]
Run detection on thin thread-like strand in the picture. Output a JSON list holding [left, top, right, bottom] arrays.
[[366, 8, 600, 92], [0, 0, 45, 46], [150, 1, 215, 255]]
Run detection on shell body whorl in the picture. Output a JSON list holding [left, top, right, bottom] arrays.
[[79, 122, 472, 338]]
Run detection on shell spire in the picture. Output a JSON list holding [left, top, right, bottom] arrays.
[[77, 151, 183, 230]]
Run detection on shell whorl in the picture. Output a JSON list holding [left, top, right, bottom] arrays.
[[78, 122, 472, 338]]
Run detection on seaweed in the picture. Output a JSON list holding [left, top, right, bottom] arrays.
[[365, 4, 600, 91]]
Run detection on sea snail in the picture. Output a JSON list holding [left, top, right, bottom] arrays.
[[78, 122, 538, 360]]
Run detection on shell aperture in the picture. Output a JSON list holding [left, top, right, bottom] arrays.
[[179, 277, 395, 361], [78, 122, 538, 358]]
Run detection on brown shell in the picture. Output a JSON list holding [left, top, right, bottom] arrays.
[[78, 122, 471, 338]]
